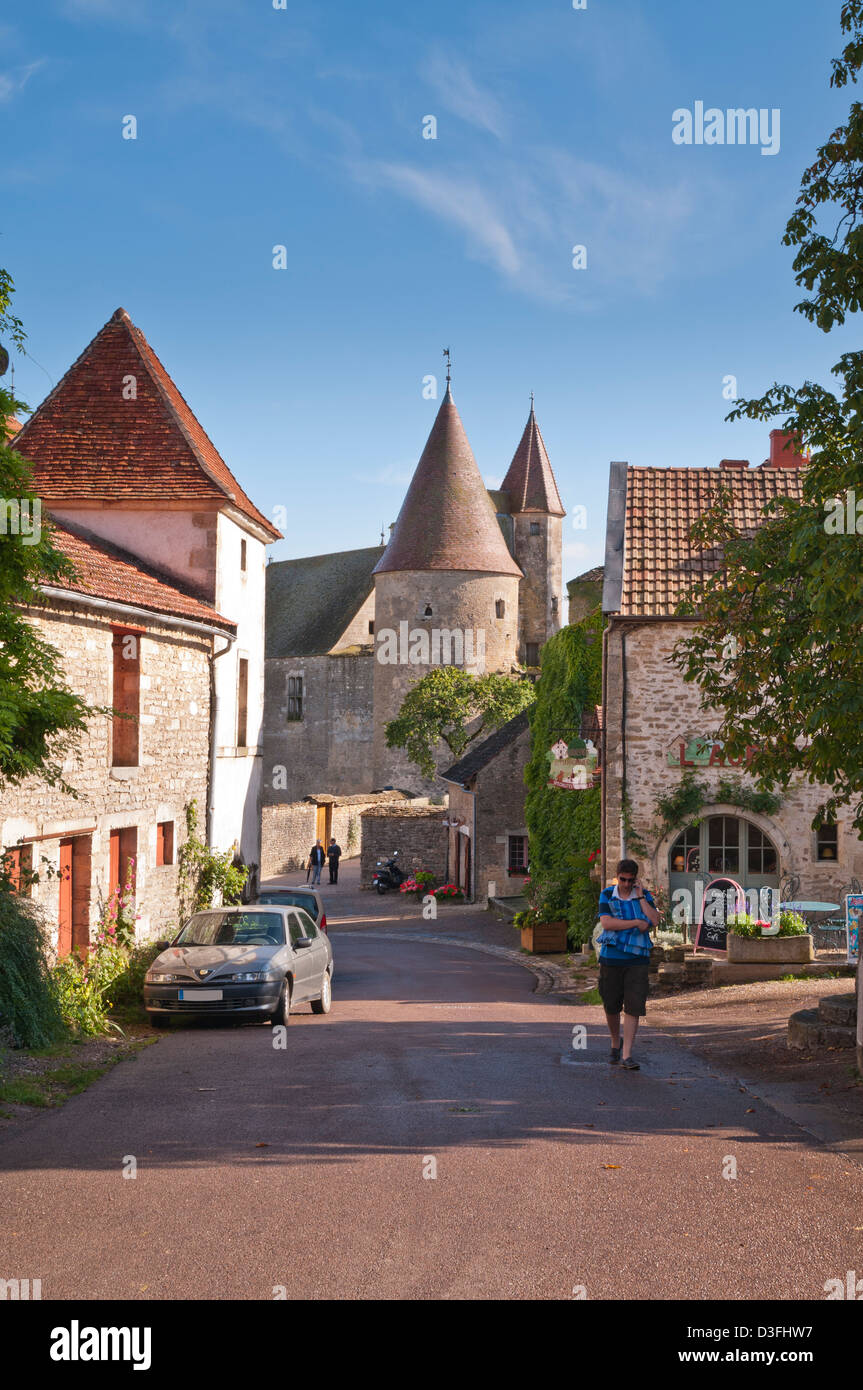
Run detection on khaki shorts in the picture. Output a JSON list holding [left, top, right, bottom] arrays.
[[598, 958, 650, 1017]]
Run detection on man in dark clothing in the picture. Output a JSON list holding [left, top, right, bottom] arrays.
[[327, 838, 342, 884], [596, 857, 659, 1070], [308, 841, 325, 886]]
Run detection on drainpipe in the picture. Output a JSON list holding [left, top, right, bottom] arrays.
[[207, 633, 237, 848]]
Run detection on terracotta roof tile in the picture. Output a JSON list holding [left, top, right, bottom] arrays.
[[44, 518, 235, 631], [620, 464, 805, 617], [14, 309, 280, 539]]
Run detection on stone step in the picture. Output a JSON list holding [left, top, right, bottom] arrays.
[[787, 1008, 856, 1051], [817, 994, 857, 1027]]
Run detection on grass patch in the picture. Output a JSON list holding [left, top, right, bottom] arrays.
[[578, 987, 603, 1005], [0, 1037, 156, 1113]]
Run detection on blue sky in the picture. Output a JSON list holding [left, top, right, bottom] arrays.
[[2, 0, 857, 584]]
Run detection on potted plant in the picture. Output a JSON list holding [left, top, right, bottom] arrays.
[[514, 878, 569, 953], [726, 910, 813, 964]]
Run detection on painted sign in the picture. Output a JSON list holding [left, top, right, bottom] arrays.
[[547, 738, 598, 790], [845, 894, 862, 965], [667, 736, 758, 769]]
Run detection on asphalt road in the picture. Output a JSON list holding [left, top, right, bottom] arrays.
[[1, 929, 862, 1300]]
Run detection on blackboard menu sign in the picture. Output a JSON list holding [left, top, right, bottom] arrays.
[[694, 878, 739, 953]]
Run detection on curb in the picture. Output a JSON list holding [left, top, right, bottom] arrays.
[[343, 930, 571, 995]]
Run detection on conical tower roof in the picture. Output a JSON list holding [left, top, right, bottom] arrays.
[[374, 387, 522, 576], [501, 404, 565, 515]]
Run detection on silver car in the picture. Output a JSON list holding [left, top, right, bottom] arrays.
[[143, 905, 333, 1027]]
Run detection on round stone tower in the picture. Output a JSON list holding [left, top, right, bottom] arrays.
[[372, 386, 523, 794]]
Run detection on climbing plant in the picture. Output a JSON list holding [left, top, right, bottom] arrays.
[[653, 773, 783, 839], [177, 800, 247, 918]]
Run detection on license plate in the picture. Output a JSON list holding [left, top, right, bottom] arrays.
[[179, 989, 223, 1001]]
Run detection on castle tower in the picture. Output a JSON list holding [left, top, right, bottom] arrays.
[[500, 402, 565, 665], [372, 386, 523, 793]]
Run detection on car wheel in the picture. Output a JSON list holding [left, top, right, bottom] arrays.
[[271, 978, 292, 1026], [311, 971, 331, 1015]]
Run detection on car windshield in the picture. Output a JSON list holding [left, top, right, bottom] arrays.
[[257, 891, 319, 920], [174, 912, 286, 947]]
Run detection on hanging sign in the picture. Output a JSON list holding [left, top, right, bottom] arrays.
[[547, 738, 598, 790]]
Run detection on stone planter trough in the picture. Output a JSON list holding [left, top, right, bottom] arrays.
[[726, 932, 814, 964]]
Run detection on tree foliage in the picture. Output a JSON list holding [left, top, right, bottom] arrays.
[[0, 268, 101, 792], [385, 666, 536, 781], [673, 1, 863, 834], [524, 612, 603, 944]]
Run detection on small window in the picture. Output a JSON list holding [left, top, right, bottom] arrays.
[[287, 675, 304, 721], [3, 843, 33, 896], [551, 596, 558, 615], [368, 620, 374, 635], [816, 823, 838, 861], [237, 657, 249, 748], [240, 538, 247, 572], [508, 835, 528, 874], [156, 821, 174, 867], [530, 521, 541, 536], [525, 642, 539, 666], [495, 599, 505, 619], [423, 604, 433, 618]]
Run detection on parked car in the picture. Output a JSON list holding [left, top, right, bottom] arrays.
[[255, 885, 327, 933], [143, 905, 333, 1027]]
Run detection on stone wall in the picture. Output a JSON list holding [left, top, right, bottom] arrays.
[[263, 651, 375, 806], [473, 722, 532, 903], [260, 792, 409, 878], [360, 806, 448, 887], [0, 598, 212, 946], [372, 568, 521, 794], [603, 619, 863, 899]]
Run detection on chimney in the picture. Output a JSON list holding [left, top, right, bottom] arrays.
[[719, 459, 749, 471], [764, 429, 807, 469]]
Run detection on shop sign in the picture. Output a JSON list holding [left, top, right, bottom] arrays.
[[547, 737, 598, 790], [667, 736, 758, 769]]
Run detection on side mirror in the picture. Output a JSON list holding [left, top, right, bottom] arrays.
[[155, 941, 171, 951], [294, 937, 313, 950]]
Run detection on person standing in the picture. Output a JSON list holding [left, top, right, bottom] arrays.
[[307, 841, 325, 886], [327, 837, 342, 884], [596, 858, 659, 1070]]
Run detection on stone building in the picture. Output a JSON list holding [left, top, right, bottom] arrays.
[[0, 519, 235, 948], [11, 307, 279, 869], [441, 711, 532, 903], [262, 387, 566, 868], [600, 430, 859, 921]]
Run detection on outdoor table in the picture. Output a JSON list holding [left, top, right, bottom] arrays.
[[780, 901, 840, 913]]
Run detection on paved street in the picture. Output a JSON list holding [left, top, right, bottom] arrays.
[[1, 872, 862, 1300]]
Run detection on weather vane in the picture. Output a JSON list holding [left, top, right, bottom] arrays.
[[443, 346, 451, 385]]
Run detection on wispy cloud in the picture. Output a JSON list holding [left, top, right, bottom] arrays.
[[422, 50, 507, 139], [0, 60, 44, 104]]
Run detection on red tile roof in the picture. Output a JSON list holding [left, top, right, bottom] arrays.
[[621, 464, 805, 617], [14, 309, 280, 539], [374, 387, 522, 577], [44, 518, 235, 631], [500, 406, 565, 515]]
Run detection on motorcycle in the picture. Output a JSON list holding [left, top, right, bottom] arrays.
[[372, 852, 406, 895]]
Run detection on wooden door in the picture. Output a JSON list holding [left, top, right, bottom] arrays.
[[58, 838, 73, 956], [315, 805, 332, 847]]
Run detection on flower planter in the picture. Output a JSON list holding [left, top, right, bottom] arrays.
[[521, 920, 568, 953], [726, 932, 814, 964]]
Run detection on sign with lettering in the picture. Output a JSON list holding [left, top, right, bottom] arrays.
[[547, 738, 598, 790], [667, 736, 758, 769]]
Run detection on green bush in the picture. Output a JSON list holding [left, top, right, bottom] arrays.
[[52, 938, 127, 1037], [105, 940, 164, 1009], [0, 891, 65, 1048]]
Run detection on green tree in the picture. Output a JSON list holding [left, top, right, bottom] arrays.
[[385, 667, 535, 781], [0, 269, 98, 793], [524, 612, 603, 945], [673, 1, 863, 836]]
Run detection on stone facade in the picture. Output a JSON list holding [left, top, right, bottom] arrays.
[[264, 652, 374, 806], [602, 619, 862, 905], [372, 569, 521, 793], [511, 512, 563, 663], [0, 598, 212, 947], [360, 806, 448, 887], [447, 724, 532, 903]]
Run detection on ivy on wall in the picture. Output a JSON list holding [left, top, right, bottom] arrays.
[[653, 773, 783, 841], [524, 611, 603, 946]]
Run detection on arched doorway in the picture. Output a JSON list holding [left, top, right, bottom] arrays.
[[668, 814, 780, 929]]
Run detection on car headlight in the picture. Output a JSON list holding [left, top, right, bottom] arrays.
[[145, 970, 185, 983], [217, 970, 275, 982]]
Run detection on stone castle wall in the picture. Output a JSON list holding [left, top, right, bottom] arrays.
[[263, 651, 375, 806], [512, 513, 562, 659]]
